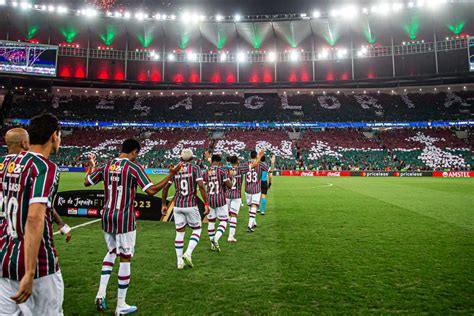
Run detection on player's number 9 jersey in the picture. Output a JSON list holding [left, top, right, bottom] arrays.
[[171, 163, 203, 208]]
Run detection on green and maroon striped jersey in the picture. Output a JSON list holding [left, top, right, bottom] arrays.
[[226, 165, 250, 199], [87, 158, 153, 234], [245, 163, 269, 194], [203, 166, 229, 208], [170, 163, 203, 208], [0, 152, 59, 281]]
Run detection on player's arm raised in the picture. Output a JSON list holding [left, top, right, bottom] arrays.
[[145, 162, 183, 196], [11, 203, 46, 304], [249, 149, 265, 169], [84, 154, 101, 187]]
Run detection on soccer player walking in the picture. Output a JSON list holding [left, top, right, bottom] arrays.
[[161, 149, 208, 269], [84, 139, 181, 315], [203, 154, 232, 252], [0, 114, 64, 315], [245, 152, 275, 232]]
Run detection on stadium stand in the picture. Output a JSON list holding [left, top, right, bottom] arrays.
[[4, 89, 473, 122]]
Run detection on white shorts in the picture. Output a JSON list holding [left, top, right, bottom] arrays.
[[245, 192, 262, 206], [104, 230, 136, 258], [207, 205, 229, 221], [226, 198, 242, 216], [0, 271, 64, 316], [174, 206, 202, 230]]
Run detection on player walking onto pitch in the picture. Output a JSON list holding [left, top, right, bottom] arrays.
[[0, 114, 64, 315], [0, 128, 72, 241], [225, 155, 263, 242], [84, 139, 181, 315], [161, 149, 208, 269], [203, 154, 232, 252], [245, 152, 275, 232]]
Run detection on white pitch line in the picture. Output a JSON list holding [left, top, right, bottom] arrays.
[[53, 218, 101, 235]]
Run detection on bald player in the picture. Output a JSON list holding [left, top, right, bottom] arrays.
[[0, 127, 72, 242]]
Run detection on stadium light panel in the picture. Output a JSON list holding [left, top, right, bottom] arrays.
[[106, 11, 113, 16], [342, 5, 358, 20], [337, 48, 348, 59], [216, 15, 223, 21], [362, 7, 368, 14], [312, 11, 321, 18], [181, 12, 190, 22], [220, 52, 227, 62], [330, 9, 340, 18], [114, 11, 122, 18], [237, 52, 246, 63], [135, 12, 145, 21], [199, 15, 206, 21], [0, 0, 6, 6], [84, 8, 98, 18], [318, 49, 329, 60], [408, 1, 415, 8], [417, 0, 425, 8], [392, 2, 404, 12], [289, 50, 299, 62], [12, 1, 18, 7], [154, 13, 161, 20], [57, 6, 68, 14], [124, 12, 131, 19], [234, 14, 242, 22], [20, 2, 31, 10], [47, 4, 55, 12], [187, 51, 198, 62], [167, 53, 175, 61], [170, 14, 176, 20], [191, 14, 200, 23], [268, 51, 277, 62]]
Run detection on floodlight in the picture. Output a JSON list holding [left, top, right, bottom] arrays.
[[124, 11, 131, 19], [237, 52, 246, 63], [220, 52, 227, 62], [234, 14, 242, 21], [114, 11, 122, 18], [342, 5, 358, 19], [216, 14, 223, 21], [289, 50, 299, 62], [187, 51, 198, 62], [135, 12, 145, 21], [168, 53, 175, 61], [268, 51, 277, 62], [312, 11, 321, 18]]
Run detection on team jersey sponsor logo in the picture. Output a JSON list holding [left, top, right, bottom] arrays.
[[0, 162, 4, 171]]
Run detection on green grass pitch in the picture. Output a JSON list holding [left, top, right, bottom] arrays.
[[55, 173, 474, 315]]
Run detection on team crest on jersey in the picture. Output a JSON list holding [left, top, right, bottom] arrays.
[[110, 164, 122, 173]]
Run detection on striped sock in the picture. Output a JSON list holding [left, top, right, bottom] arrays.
[[208, 220, 216, 241], [185, 227, 201, 257], [97, 251, 116, 298], [248, 206, 257, 228], [117, 262, 131, 308], [175, 231, 185, 262], [215, 219, 228, 242], [229, 217, 237, 239]]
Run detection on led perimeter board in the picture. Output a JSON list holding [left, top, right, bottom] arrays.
[[0, 41, 58, 77]]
